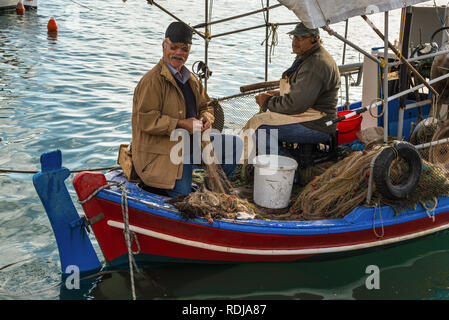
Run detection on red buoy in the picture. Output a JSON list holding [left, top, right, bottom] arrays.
[[47, 17, 58, 32], [16, 1, 25, 15]]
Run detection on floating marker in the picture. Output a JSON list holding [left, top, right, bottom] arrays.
[[47, 17, 58, 32], [16, 1, 25, 14]]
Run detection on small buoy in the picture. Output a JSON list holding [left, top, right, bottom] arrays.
[[47, 17, 58, 32], [16, 1, 25, 14]]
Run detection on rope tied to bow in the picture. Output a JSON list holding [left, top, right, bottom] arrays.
[[77, 180, 141, 300]]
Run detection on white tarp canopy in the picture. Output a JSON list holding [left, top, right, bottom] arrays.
[[278, 0, 430, 28]]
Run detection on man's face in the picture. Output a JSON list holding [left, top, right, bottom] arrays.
[[291, 34, 316, 56], [163, 37, 191, 71]]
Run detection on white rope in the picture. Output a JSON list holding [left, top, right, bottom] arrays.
[[372, 203, 384, 239], [426, 208, 436, 222], [116, 182, 140, 300], [421, 197, 438, 222], [77, 182, 119, 205], [77, 180, 140, 300], [260, 24, 279, 63]]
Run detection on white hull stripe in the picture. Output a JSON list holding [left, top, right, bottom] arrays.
[[107, 220, 449, 256]]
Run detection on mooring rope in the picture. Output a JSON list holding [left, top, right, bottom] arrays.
[[421, 197, 438, 222], [372, 202, 385, 239], [78, 181, 140, 300], [117, 182, 140, 300], [0, 166, 121, 174], [77, 181, 121, 205]]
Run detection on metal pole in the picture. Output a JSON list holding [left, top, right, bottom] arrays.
[[342, 19, 350, 109], [383, 11, 389, 143], [265, 0, 270, 81], [397, 7, 412, 140], [387, 48, 449, 67], [265, 0, 269, 82], [210, 24, 267, 39], [404, 99, 432, 110], [325, 72, 449, 127], [147, 0, 205, 39], [361, 14, 439, 97], [193, 3, 282, 28], [322, 25, 382, 65], [204, 0, 209, 91]]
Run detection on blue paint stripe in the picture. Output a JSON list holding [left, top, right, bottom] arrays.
[[95, 188, 449, 236]]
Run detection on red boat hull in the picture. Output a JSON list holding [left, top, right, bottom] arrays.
[[73, 171, 449, 265]]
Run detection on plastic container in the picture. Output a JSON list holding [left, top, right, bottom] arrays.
[[337, 111, 363, 145], [253, 155, 298, 209]]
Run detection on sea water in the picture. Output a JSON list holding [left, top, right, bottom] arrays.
[[1, 0, 449, 300]]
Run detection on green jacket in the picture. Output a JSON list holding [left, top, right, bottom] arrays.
[[262, 44, 340, 134]]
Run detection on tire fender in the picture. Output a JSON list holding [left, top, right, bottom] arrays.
[[373, 142, 423, 200]]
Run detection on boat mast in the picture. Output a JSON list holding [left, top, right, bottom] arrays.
[[204, 0, 210, 91], [383, 11, 389, 143], [264, 0, 269, 81]]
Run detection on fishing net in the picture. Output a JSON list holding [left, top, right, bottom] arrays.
[[412, 119, 449, 170], [289, 114, 449, 220], [166, 186, 257, 221], [217, 88, 277, 130], [166, 88, 277, 221], [409, 117, 440, 160], [291, 139, 449, 220], [168, 87, 449, 222]]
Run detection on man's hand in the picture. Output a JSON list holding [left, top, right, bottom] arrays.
[[176, 117, 202, 134], [266, 89, 280, 96], [199, 116, 212, 132], [255, 92, 271, 108]]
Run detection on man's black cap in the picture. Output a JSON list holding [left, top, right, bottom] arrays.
[[165, 22, 193, 44]]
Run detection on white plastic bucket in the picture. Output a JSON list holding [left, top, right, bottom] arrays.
[[253, 155, 298, 209]]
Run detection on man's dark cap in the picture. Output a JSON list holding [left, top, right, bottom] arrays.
[[165, 22, 193, 44], [287, 22, 319, 37]]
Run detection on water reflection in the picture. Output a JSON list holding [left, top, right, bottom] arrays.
[[47, 31, 58, 43], [54, 231, 449, 300]]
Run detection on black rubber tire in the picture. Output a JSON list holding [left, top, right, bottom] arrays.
[[373, 142, 422, 200]]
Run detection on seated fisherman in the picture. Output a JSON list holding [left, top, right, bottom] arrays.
[[254, 22, 341, 159], [131, 21, 242, 197]]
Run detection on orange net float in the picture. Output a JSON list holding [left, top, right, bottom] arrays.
[[47, 17, 58, 32], [16, 1, 25, 14]]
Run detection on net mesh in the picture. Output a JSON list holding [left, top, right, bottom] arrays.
[[215, 87, 277, 130], [292, 119, 449, 220], [202, 91, 449, 221]]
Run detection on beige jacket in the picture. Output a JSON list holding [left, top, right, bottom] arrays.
[[131, 59, 214, 189]]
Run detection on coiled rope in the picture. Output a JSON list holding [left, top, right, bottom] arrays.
[[78, 180, 141, 300], [260, 24, 279, 63], [260, 0, 278, 63]]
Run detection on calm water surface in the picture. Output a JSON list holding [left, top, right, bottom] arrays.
[[1, 0, 449, 300]]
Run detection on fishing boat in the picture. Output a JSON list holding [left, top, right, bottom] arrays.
[[33, 0, 449, 278], [0, 0, 18, 10], [0, 0, 37, 10]]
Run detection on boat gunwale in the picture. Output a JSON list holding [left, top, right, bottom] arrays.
[[94, 185, 449, 236]]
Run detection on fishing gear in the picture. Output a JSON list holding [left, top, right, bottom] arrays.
[[192, 61, 212, 80]]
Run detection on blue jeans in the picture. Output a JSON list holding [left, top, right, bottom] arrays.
[[166, 133, 243, 197], [256, 123, 330, 157]]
